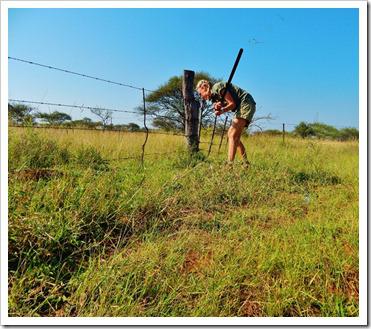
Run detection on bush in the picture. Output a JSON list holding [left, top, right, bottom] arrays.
[[74, 146, 109, 171], [9, 130, 70, 170]]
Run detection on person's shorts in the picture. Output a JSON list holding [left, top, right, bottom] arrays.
[[235, 102, 256, 126]]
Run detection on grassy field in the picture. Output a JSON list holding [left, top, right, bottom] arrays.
[[8, 126, 359, 317]]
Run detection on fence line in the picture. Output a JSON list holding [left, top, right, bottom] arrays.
[[9, 99, 139, 115], [8, 124, 186, 137], [9, 56, 154, 93], [9, 57, 357, 168], [9, 98, 190, 124], [8, 56, 229, 172], [9, 124, 221, 145]]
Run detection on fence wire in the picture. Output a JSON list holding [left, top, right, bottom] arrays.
[[9, 99, 139, 115], [9, 56, 355, 170], [9, 56, 154, 93]]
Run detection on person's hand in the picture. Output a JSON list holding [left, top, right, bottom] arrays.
[[214, 102, 223, 111], [214, 109, 223, 116]]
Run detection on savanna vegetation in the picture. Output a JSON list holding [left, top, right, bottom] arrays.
[[8, 125, 358, 317]]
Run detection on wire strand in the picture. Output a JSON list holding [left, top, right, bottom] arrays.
[[9, 99, 139, 115], [8, 56, 154, 93]]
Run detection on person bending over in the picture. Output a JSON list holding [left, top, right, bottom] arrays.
[[196, 79, 256, 166]]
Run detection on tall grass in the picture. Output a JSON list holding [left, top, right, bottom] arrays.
[[8, 127, 358, 317]]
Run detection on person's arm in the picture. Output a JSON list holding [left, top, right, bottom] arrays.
[[214, 90, 236, 115]]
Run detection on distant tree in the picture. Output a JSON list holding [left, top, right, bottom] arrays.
[[138, 72, 219, 132], [308, 122, 339, 140], [263, 129, 282, 136], [152, 117, 179, 131], [127, 123, 140, 132], [294, 122, 315, 139], [90, 108, 113, 129], [8, 103, 34, 125], [37, 111, 72, 125], [338, 127, 359, 141], [69, 117, 97, 128]]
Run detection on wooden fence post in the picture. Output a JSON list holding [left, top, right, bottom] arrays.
[[183, 70, 200, 153], [282, 123, 286, 144]]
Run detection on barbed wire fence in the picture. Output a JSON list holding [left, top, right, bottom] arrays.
[[8, 56, 209, 168], [8, 56, 357, 170]]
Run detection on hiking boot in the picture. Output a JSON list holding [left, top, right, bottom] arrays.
[[242, 160, 251, 169]]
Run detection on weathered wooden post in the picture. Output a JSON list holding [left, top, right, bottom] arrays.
[[183, 70, 200, 152], [282, 123, 286, 144]]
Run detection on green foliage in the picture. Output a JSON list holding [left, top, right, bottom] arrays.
[[36, 111, 72, 125], [127, 123, 141, 132], [74, 146, 109, 171], [67, 117, 98, 128], [171, 149, 208, 169], [9, 103, 35, 125], [9, 130, 70, 170], [142, 72, 219, 131], [338, 128, 359, 141], [293, 122, 359, 141], [255, 129, 282, 136], [294, 122, 315, 139], [309, 122, 339, 140]]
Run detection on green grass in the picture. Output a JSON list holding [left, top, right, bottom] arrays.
[[8, 127, 358, 317]]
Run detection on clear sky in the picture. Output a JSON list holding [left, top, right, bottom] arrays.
[[8, 7, 359, 130]]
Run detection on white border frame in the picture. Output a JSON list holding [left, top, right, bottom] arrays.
[[1, 1, 367, 326]]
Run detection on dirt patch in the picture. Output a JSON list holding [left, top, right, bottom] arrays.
[[181, 249, 213, 275], [10, 168, 63, 181], [343, 268, 359, 301], [343, 242, 355, 256], [327, 267, 359, 302], [282, 303, 300, 317], [238, 290, 263, 317]]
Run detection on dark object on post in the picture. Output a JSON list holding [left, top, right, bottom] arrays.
[[183, 70, 200, 152]]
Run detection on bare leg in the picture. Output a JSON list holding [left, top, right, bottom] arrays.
[[237, 140, 248, 162], [227, 118, 247, 162]]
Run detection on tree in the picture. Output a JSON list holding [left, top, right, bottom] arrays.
[[69, 117, 98, 128], [139, 72, 219, 132], [90, 108, 113, 129], [294, 122, 315, 139], [338, 127, 359, 141], [308, 122, 339, 140], [152, 117, 179, 131], [262, 129, 282, 136], [36, 111, 72, 125], [8, 103, 34, 125], [127, 123, 140, 132]]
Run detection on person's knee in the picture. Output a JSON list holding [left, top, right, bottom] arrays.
[[228, 128, 234, 139], [229, 130, 240, 141]]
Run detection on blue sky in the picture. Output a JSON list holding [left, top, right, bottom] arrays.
[[8, 7, 359, 130]]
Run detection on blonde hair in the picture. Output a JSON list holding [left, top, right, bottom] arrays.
[[196, 79, 210, 90]]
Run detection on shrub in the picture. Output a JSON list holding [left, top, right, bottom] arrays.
[[9, 130, 70, 170], [74, 146, 109, 171]]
